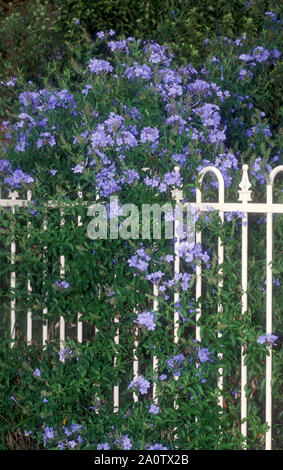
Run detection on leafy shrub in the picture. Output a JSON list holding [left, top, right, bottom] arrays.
[[53, 0, 280, 63], [0, 15, 282, 450], [0, 0, 65, 80]]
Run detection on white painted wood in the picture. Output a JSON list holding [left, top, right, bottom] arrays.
[[26, 191, 32, 345], [2, 198, 282, 214], [238, 165, 251, 447], [133, 322, 139, 403], [59, 208, 65, 362], [42, 219, 48, 346], [185, 202, 283, 214], [77, 189, 83, 344], [113, 314, 119, 412], [265, 165, 283, 450], [240, 217, 248, 447], [153, 281, 158, 404], [8, 191, 18, 347]]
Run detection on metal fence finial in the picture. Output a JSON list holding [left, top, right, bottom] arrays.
[[238, 164, 252, 203]]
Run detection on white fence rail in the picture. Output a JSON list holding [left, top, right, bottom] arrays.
[[0, 164, 282, 450]]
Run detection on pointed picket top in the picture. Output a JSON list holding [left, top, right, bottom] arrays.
[[171, 165, 183, 203], [8, 190, 19, 200], [238, 164, 252, 203], [171, 188, 183, 203]]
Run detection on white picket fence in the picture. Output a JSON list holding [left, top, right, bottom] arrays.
[[0, 163, 282, 450]]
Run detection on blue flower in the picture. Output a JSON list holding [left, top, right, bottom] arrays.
[[55, 280, 70, 289], [0, 159, 11, 172], [125, 64, 152, 80], [148, 443, 168, 450], [88, 59, 113, 74], [59, 348, 76, 361], [71, 423, 82, 433], [149, 404, 160, 415], [257, 334, 278, 345], [57, 441, 66, 450], [4, 169, 34, 188], [71, 164, 84, 174], [43, 426, 54, 446], [82, 84, 93, 95], [63, 426, 72, 437], [121, 434, 132, 450], [140, 127, 159, 144], [159, 374, 167, 381], [198, 347, 213, 363], [239, 53, 254, 62], [97, 443, 110, 450], [108, 40, 129, 54], [37, 132, 56, 149], [128, 375, 151, 395], [134, 311, 156, 331], [68, 440, 77, 448]]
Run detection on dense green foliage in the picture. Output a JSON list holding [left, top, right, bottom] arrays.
[[53, 0, 280, 62], [0, 0, 282, 452], [0, 1, 282, 132]]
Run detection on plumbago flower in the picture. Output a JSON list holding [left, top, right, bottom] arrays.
[[128, 375, 151, 395], [198, 347, 214, 363], [58, 347, 77, 361], [148, 443, 168, 450], [134, 311, 156, 331], [257, 333, 278, 345], [149, 404, 160, 415], [128, 247, 151, 272], [54, 280, 70, 289], [97, 442, 110, 450], [41, 423, 84, 449], [43, 426, 54, 447], [166, 354, 186, 377], [33, 368, 41, 377], [3, 168, 34, 188], [114, 434, 132, 450], [88, 58, 114, 74]]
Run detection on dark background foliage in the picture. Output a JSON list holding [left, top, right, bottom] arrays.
[[0, 0, 282, 131]]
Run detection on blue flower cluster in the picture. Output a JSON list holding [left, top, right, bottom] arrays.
[[134, 311, 156, 331], [0, 159, 34, 188], [1, 27, 281, 200], [42, 423, 83, 449], [257, 333, 278, 345], [128, 375, 151, 395]]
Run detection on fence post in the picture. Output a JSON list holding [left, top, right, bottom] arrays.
[[153, 281, 159, 404], [265, 165, 283, 450], [9, 191, 19, 347], [59, 208, 65, 362], [196, 167, 225, 412], [77, 189, 83, 344], [27, 190, 32, 345], [43, 218, 48, 346], [238, 164, 252, 447]]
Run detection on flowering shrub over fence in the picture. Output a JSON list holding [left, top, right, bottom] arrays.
[[0, 10, 282, 450]]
